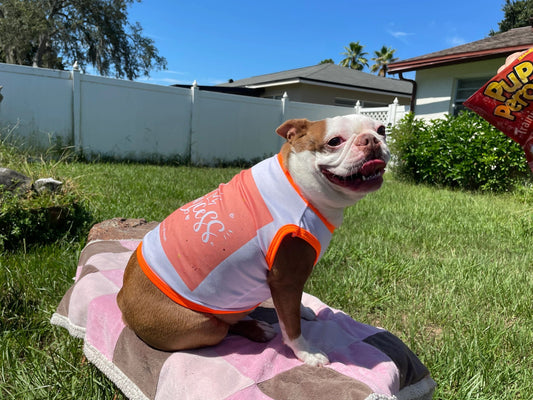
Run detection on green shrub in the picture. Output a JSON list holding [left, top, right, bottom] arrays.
[[389, 112, 532, 192], [0, 186, 92, 251], [0, 134, 92, 251]]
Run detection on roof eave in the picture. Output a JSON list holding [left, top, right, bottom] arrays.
[[388, 45, 532, 74], [244, 79, 302, 89], [245, 77, 411, 97]]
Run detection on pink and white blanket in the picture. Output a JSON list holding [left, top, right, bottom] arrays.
[[51, 239, 436, 400]]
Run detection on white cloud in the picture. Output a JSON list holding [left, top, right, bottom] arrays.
[[204, 78, 229, 85], [388, 30, 414, 44], [389, 30, 412, 39], [156, 78, 189, 85], [136, 76, 188, 86], [164, 70, 187, 76], [446, 36, 466, 47]]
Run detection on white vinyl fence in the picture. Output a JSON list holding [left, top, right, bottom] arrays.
[[0, 63, 408, 164]]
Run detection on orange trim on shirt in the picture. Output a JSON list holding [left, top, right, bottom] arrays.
[[136, 244, 259, 315], [265, 224, 321, 269], [276, 153, 336, 233]]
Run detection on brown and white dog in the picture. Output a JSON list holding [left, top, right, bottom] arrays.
[[117, 114, 390, 366]]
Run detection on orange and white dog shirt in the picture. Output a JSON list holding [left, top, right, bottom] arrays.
[[137, 154, 334, 314]]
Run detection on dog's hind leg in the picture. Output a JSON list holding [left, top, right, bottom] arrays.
[[228, 318, 276, 342], [129, 301, 230, 351], [117, 253, 230, 351]]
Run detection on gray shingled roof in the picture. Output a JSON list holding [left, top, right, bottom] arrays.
[[218, 63, 412, 96], [388, 26, 533, 73]]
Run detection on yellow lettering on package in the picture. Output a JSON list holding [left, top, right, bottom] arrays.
[[521, 83, 533, 100], [494, 105, 515, 121], [514, 61, 533, 84], [484, 81, 506, 101], [506, 96, 525, 112], [501, 72, 523, 92], [509, 91, 528, 109]]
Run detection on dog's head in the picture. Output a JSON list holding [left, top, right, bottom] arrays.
[[277, 114, 390, 217]]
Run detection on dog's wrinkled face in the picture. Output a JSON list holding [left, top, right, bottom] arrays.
[[277, 114, 390, 213], [318, 115, 390, 194]]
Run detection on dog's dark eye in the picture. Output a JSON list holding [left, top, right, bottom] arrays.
[[327, 137, 344, 147], [377, 125, 386, 136]]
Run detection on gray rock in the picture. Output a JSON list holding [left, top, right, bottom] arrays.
[[0, 167, 32, 192]]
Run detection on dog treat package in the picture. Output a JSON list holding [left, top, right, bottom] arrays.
[[464, 48, 533, 172]]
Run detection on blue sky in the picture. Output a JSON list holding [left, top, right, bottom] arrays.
[[127, 0, 506, 86]]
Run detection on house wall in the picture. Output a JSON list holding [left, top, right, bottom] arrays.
[[414, 57, 506, 120], [260, 83, 411, 108]]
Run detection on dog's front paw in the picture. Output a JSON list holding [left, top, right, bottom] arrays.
[[285, 335, 329, 366], [295, 348, 329, 366], [300, 304, 316, 321]]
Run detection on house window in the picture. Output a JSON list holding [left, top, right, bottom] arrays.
[[335, 97, 357, 107], [263, 93, 284, 100], [453, 77, 491, 115], [362, 101, 388, 108], [335, 98, 389, 108]]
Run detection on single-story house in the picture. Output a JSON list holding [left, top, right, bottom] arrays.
[[387, 25, 533, 120], [216, 63, 413, 108]]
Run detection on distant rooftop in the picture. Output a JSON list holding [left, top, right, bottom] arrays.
[[388, 26, 533, 74], [218, 63, 412, 97]]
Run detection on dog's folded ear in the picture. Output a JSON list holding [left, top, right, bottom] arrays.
[[276, 119, 310, 141]]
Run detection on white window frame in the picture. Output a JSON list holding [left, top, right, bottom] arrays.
[[334, 97, 357, 107], [452, 77, 491, 115]]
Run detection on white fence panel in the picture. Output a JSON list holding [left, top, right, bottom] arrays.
[[355, 99, 409, 128], [359, 107, 390, 125], [0, 64, 72, 146], [0, 63, 408, 164], [191, 89, 282, 164], [79, 74, 191, 160]]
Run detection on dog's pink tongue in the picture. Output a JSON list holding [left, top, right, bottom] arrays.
[[360, 159, 386, 176]]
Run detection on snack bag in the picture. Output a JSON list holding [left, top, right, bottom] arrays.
[[464, 48, 533, 172]]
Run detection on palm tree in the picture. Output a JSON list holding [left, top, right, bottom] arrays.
[[370, 46, 398, 77], [339, 41, 368, 71]]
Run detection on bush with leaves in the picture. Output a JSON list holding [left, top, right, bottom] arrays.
[[0, 133, 92, 251], [389, 112, 531, 192], [0, 187, 91, 251]]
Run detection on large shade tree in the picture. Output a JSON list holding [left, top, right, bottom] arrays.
[[490, 0, 533, 34], [0, 0, 167, 80]]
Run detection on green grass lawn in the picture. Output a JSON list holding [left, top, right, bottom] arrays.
[[1, 160, 533, 399]]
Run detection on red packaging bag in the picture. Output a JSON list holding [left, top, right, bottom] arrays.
[[464, 48, 533, 172]]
